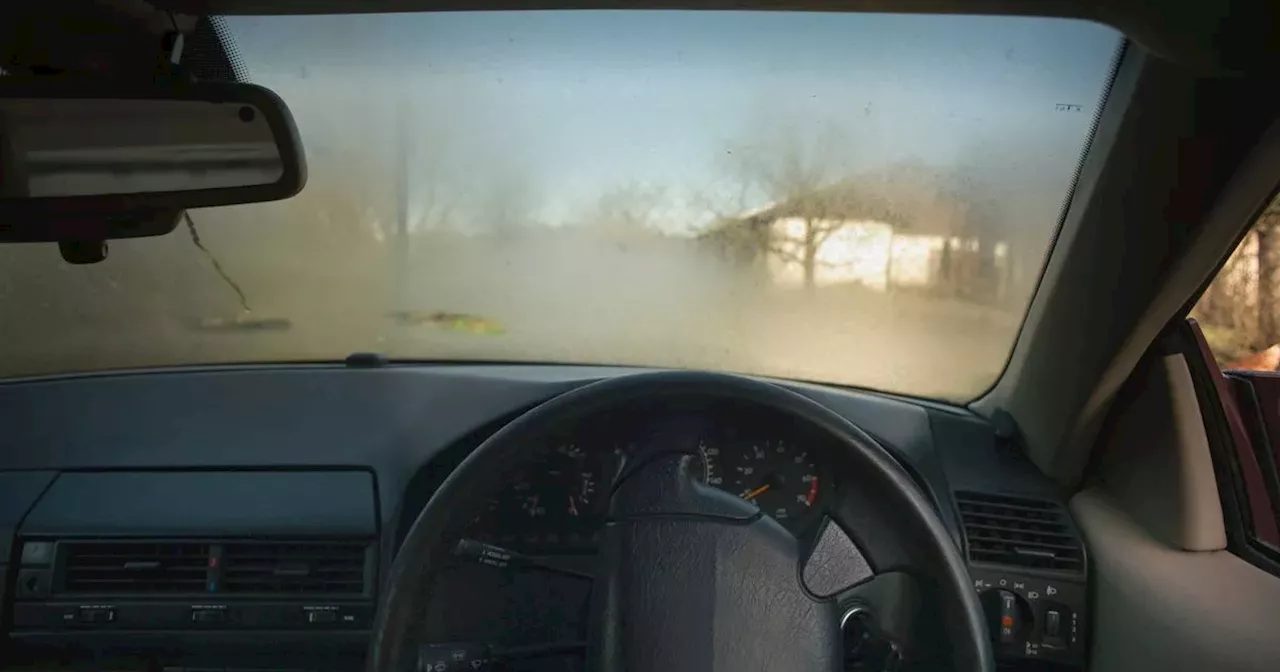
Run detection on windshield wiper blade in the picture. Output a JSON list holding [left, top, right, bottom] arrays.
[[387, 310, 506, 335]]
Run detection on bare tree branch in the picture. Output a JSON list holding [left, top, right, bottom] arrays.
[[767, 243, 804, 264], [707, 125, 861, 288]]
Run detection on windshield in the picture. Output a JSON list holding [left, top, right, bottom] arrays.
[[0, 11, 1121, 400]]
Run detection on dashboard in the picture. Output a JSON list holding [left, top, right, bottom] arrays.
[[0, 363, 1089, 672]]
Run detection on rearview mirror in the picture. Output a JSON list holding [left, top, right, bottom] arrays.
[[0, 81, 306, 243]]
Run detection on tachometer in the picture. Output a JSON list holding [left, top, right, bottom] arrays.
[[688, 439, 723, 487], [704, 439, 820, 524]]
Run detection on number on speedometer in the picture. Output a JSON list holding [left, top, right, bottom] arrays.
[[697, 439, 819, 523]]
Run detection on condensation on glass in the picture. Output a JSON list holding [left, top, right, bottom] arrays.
[[0, 12, 1123, 400]]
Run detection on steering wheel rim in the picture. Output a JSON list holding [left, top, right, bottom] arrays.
[[369, 370, 993, 672]]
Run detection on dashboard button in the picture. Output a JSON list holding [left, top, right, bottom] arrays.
[[16, 569, 49, 598], [20, 541, 54, 566], [78, 607, 115, 623], [1042, 604, 1070, 647], [307, 609, 338, 624], [191, 608, 227, 624], [1045, 609, 1061, 637]]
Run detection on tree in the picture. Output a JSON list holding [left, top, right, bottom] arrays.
[[937, 172, 1009, 302], [715, 126, 862, 288], [464, 164, 538, 238], [589, 184, 668, 229], [857, 162, 961, 293], [767, 186, 893, 288], [1256, 195, 1280, 346], [578, 183, 676, 251]]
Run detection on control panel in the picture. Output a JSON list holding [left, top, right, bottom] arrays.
[[8, 538, 375, 634], [969, 567, 1086, 667], [11, 600, 373, 630]]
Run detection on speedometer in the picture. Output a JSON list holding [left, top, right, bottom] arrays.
[[704, 439, 820, 524]]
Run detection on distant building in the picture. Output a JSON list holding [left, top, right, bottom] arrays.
[[699, 181, 1011, 300]]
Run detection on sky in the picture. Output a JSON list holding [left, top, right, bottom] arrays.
[[223, 11, 1123, 231]]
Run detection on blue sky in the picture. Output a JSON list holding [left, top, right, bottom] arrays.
[[225, 11, 1122, 230]]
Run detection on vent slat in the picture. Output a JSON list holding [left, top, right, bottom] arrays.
[[221, 542, 368, 596], [64, 576, 208, 581], [962, 523, 1077, 542], [954, 509, 1059, 524], [955, 492, 1083, 572], [964, 536, 1080, 552], [58, 540, 371, 596], [957, 500, 1056, 514], [955, 492, 1058, 508], [61, 542, 212, 595]]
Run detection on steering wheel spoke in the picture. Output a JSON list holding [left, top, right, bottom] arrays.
[[801, 517, 875, 597]]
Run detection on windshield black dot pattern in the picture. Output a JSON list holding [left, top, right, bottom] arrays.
[[183, 15, 247, 83], [1040, 38, 1129, 267]]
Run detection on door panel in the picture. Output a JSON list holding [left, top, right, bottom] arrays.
[[1072, 488, 1280, 672], [1222, 371, 1280, 548], [1079, 321, 1280, 671]]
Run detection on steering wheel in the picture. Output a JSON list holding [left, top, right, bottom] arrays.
[[369, 371, 993, 672]]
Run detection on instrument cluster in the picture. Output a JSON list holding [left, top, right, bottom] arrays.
[[467, 409, 832, 553]]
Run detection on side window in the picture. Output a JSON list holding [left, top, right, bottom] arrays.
[[1191, 192, 1280, 568], [1194, 194, 1280, 371]]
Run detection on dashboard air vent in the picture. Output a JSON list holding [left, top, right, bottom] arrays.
[[61, 541, 211, 594], [955, 491, 1083, 572], [221, 541, 369, 595]]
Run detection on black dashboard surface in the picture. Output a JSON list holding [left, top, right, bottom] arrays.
[[22, 471, 377, 538], [0, 363, 984, 537]]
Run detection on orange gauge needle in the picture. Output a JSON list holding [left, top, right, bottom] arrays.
[[743, 484, 771, 501]]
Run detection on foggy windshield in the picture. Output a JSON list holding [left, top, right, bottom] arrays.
[[0, 11, 1122, 400]]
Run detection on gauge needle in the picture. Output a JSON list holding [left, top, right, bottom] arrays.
[[567, 495, 579, 517], [743, 484, 771, 501]]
